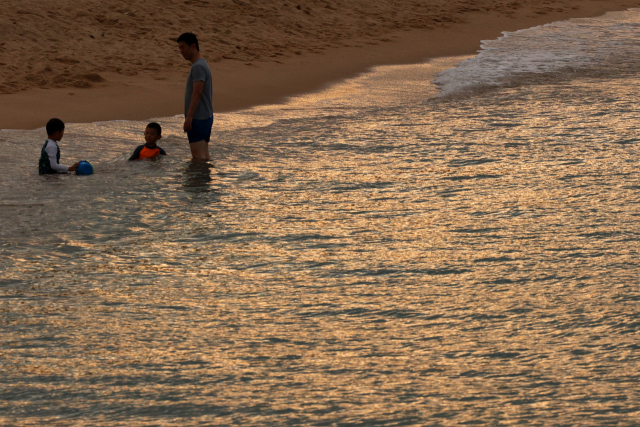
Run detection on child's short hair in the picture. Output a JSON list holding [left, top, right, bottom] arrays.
[[46, 118, 65, 135], [177, 32, 199, 51], [146, 122, 162, 135]]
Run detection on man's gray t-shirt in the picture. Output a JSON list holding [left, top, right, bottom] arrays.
[[184, 58, 213, 120]]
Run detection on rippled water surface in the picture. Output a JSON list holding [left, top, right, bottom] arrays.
[[2, 11, 640, 426]]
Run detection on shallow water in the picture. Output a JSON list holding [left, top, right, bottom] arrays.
[[2, 10, 640, 426]]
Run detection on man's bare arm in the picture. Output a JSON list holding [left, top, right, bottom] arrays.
[[184, 81, 205, 131]]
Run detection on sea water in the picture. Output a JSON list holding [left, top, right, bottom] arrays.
[[2, 9, 640, 426]]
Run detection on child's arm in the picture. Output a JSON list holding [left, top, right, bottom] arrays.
[[45, 141, 72, 173], [128, 146, 143, 161], [159, 147, 167, 155]]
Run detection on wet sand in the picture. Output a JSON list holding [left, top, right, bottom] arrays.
[[1, 0, 639, 130]]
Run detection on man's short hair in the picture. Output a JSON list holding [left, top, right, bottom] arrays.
[[146, 122, 162, 135], [46, 118, 65, 135], [177, 32, 199, 51]]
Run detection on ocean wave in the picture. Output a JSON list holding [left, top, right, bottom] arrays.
[[434, 8, 640, 97]]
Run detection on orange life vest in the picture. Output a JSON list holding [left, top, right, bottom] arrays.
[[138, 146, 162, 159]]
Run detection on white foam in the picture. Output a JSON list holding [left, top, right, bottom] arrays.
[[434, 8, 640, 97]]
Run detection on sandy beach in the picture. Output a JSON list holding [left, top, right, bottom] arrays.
[[1, 0, 639, 130]]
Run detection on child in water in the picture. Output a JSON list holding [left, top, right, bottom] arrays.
[[38, 118, 79, 174], [129, 122, 167, 161]]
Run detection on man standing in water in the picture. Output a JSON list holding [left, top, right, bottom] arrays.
[[178, 32, 213, 161]]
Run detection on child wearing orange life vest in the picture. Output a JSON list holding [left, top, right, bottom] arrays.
[[128, 122, 167, 161]]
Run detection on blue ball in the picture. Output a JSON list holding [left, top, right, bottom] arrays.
[[76, 160, 94, 175]]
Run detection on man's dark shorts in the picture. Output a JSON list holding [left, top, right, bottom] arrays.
[[187, 116, 214, 143]]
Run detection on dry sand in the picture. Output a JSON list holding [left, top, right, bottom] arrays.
[[1, 0, 640, 130]]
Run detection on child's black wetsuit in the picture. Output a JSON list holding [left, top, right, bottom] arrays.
[[38, 139, 65, 175]]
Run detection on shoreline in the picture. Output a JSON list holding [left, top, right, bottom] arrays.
[[1, 0, 639, 130]]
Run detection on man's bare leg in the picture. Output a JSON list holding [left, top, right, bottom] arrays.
[[189, 140, 211, 161]]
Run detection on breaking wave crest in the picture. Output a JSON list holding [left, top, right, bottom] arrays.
[[434, 8, 640, 97]]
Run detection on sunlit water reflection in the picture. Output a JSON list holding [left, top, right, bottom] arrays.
[[2, 11, 640, 426]]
